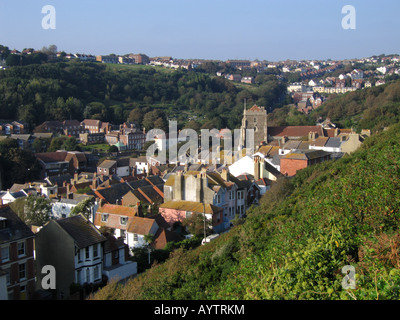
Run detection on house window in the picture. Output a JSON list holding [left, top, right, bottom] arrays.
[[101, 214, 109, 222], [4, 268, 10, 285], [229, 191, 235, 200], [93, 244, 98, 258], [216, 194, 221, 204], [94, 265, 100, 280], [237, 191, 244, 200], [133, 234, 138, 242], [1, 246, 10, 262], [18, 263, 26, 280], [86, 268, 90, 283], [77, 248, 83, 263], [120, 229, 126, 240], [77, 270, 82, 284], [120, 216, 128, 226], [185, 211, 192, 219], [85, 247, 90, 260], [18, 242, 26, 257]]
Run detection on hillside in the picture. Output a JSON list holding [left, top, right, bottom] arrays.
[[0, 61, 286, 131], [312, 79, 400, 132], [268, 79, 400, 132], [91, 123, 400, 300]]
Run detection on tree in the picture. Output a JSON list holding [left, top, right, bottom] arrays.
[[182, 213, 212, 238], [70, 197, 95, 220], [128, 108, 144, 125], [144, 233, 155, 246], [48, 137, 65, 152], [0, 140, 41, 188], [108, 145, 118, 153], [23, 195, 52, 227], [143, 110, 168, 131], [32, 138, 46, 153], [62, 136, 79, 151], [5, 54, 22, 67], [41, 45, 57, 58]]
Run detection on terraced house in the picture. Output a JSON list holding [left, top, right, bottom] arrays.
[[35, 214, 107, 300], [0, 205, 35, 300], [163, 167, 255, 231]]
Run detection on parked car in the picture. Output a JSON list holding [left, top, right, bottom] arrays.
[[201, 233, 220, 245]]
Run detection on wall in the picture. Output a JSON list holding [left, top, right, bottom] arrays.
[[116, 166, 130, 178], [35, 221, 76, 300], [0, 273, 7, 300]]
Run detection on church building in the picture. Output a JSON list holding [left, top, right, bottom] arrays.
[[240, 104, 268, 148]]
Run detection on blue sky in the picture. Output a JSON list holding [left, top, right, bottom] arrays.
[[0, 0, 399, 61]]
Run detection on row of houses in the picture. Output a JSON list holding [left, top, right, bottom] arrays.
[[35, 120, 146, 152], [95, 54, 150, 65], [0, 204, 136, 300], [0, 152, 270, 300], [0, 121, 29, 136]]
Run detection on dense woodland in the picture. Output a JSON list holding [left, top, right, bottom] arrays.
[[0, 59, 287, 132]]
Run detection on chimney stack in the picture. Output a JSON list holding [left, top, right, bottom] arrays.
[[174, 172, 183, 200], [92, 178, 98, 190], [137, 202, 143, 217], [254, 156, 261, 181], [221, 168, 230, 182]]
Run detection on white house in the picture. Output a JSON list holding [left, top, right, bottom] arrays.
[[101, 234, 137, 282], [376, 66, 387, 75], [228, 154, 279, 182], [51, 196, 98, 222], [126, 217, 159, 249], [0, 190, 29, 205]]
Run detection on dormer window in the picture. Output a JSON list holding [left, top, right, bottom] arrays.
[[101, 214, 109, 222], [120, 216, 128, 226]]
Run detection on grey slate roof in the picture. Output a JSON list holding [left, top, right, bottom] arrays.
[[0, 205, 34, 244], [46, 174, 73, 187], [325, 137, 342, 148], [55, 215, 106, 249], [89, 176, 165, 204]]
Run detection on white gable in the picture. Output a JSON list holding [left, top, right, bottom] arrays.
[[228, 156, 254, 177]]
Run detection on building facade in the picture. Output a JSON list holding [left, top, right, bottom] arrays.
[[240, 104, 268, 148], [0, 205, 35, 300]]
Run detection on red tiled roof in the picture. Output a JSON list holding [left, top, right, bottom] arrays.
[[82, 119, 101, 126], [97, 204, 137, 216], [127, 217, 157, 235], [268, 126, 324, 138], [36, 152, 68, 163], [248, 105, 263, 112]]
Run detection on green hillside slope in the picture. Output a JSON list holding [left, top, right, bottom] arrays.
[[312, 80, 400, 132], [92, 123, 400, 300]]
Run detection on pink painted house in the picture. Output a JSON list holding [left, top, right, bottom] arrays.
[[159, 200, 224, 233]]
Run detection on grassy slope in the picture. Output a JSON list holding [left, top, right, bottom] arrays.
[[92, 123, 400, 300]]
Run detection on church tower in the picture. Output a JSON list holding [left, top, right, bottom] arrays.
[[240, 101, 268, 149]]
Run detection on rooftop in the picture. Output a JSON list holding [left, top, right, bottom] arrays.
[[55, 214, 106, 249]]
